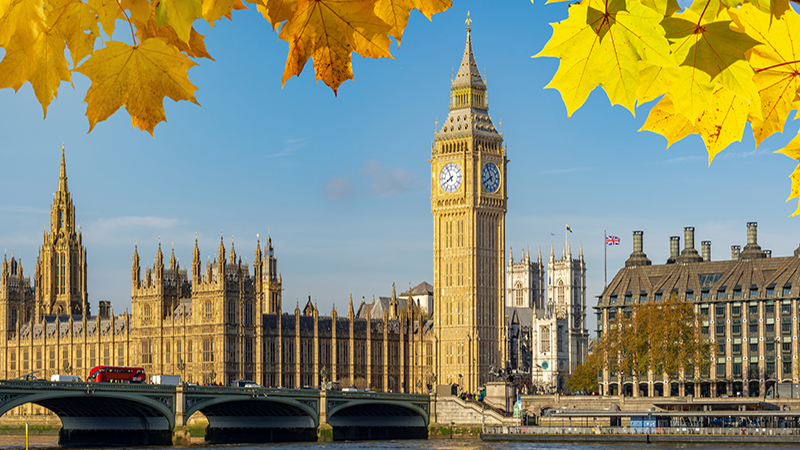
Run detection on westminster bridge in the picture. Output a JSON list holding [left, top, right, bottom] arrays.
[[0, 380, 431, 446]]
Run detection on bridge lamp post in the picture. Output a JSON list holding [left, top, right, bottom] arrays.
[[389, 376, 394, 393], [209, 370, 217, 386], [321, 367, 328, 390], [177, 358, 186, 384], [63, 362, 71, 375]]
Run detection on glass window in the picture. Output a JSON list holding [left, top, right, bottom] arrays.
[[783, 362, 792, 374], [767, 287, 774, 296], [750, 288, 758, 297], [750, 343, 758, 353], [766, 323, 775, 333], [717, 290, 726, 300], [624, 294, 631, 303], [716, 305, 725, 316], [732, 343, 741, 353], [766, 362, 775, 377], [718, 343, 725, 354], [766, 304, 775, 314], [655, 293, 662, 301], [734, 290, 741, 298], [701, 306, 709, 316], [716, 363, 726, 375], [702, 326, 709, 335], [782, 322, 791, 334], [749, 362, 759, 378], [639, 294, 647, 302], [610, 296, 617, 304], [732, 324, 741, 334], [749, 324, 758, 334], [732, 306, 741, 315], [782, 342, 792, 352], [782, 303, 791, 314], [716, 325, 725, 335], [733, 363, 742, 376], [687, 292, 694, 300], [702, 291, 709, 299], [766, 342, 775, 352], [783, 286, 791, 296], [749, 305, 758, 315]]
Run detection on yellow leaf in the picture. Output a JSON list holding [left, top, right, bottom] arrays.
[[639, 0, 680, 15], [278, 0, 393, 93], [155, 0, 201, 42], [640, 95, 695, 148], [252, 0, 296, 30], [775, 133, 800, 216], [202, 0, 247, 25], [0, 0, 46, 49], [134, 12, 213, 59], [694, 85, 751, 163], [730, 4, 800, 146], [87, 0, 123, 37], [0, 29, 71, 116], [637, 61, 680, 105], [119, 0, 152, 26], [373, 0, 450, 44], [535, 0, 674, 116], [662, 8, 760, 95], [74, 38, 199, 135], [46, 0, 99, 66]]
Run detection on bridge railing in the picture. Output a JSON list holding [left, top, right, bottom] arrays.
[[0, 380, 175, 392], [485, 426, 800, 436]]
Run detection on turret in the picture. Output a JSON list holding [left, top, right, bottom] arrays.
[[192, 235, 201, 282], [132, 243, 140, 289]]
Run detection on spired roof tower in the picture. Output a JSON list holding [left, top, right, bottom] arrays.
[[35, 146, 89, 317], [431, 14, 508, 393]]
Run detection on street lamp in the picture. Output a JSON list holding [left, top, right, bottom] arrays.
[[321, 366, 328, 390], [177, 358, 186, 384], [209, 370, 217, 386]]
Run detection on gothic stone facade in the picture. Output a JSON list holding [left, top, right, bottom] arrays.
[[0, 149, 434, 395]]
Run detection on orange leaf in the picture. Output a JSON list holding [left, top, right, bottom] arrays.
[[278, 0, 393, 93], [75, 38, 199, 135], [374, 0, 450, 44]]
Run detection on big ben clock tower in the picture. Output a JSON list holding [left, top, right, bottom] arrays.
[[431, 16, 507, 393]]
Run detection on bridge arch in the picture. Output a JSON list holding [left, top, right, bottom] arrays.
[[0, 389, 175, 446], [327, 400, 428, 441], [185, 394, 318, 443]]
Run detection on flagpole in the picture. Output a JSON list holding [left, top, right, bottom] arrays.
[[604, 229, 607, 289]]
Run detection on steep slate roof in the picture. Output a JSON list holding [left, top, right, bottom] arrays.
[[401, 281, 433, 297], [600, 245, 800, 308]]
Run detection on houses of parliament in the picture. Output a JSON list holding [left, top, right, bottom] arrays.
[[0, 22, 587, 397]]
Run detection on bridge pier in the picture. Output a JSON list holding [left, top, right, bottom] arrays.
[[317, 390, 332, 442], [172, 385, 191, 446]]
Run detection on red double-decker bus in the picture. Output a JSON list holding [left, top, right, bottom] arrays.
[[87, 366, 146, 383]]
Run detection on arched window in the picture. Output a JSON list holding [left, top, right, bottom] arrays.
[[227, 301, 235, 323], [143, 305, 151, 321], [205, 301, 212, 318], [557, 280, 565, 304], [245, 302, 252, 325], [515, 282, 524, 306]]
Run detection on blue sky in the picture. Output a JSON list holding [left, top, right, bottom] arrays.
[[1, 1, 799, 330]]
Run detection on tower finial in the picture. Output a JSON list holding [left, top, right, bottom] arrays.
[[465, 11, 472, 34]]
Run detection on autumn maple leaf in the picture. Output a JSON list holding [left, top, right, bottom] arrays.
[[776, 132, 800, 216], [75, 38, 199, 135], [730, 4, 800, 146], [374, 0, 450, 44], [535, 0, 674, 116], [277, 0, 393, 93]]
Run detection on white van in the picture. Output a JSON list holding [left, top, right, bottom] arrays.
[[50, 374, 81, 382]]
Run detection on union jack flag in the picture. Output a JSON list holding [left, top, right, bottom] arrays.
[[606, 235, 620, 246]]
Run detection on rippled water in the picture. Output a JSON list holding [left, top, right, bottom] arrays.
[[0, 436, 796, 450]]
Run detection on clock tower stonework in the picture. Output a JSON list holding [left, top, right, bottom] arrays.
[[431, 21, 507, 393]]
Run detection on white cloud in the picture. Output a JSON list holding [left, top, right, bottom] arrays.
[[269, 138, 309, 157], [360, 159, 417, 195], [538, 166, 596, 175], [324, 176, 354, 200], [83, 216, 183, 245]]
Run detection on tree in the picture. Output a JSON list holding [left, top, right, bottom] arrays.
[[568, 361, 599, 394], [537, 0, 800, 215], [588, 294, 713, 388]]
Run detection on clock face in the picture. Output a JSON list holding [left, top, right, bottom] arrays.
[[481, 162, 500, 193], [439, 163, 462, 193]]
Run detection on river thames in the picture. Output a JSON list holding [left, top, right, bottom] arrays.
[[0, 437, 798, 450]]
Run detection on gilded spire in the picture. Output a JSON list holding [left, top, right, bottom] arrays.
[[58, 143, 68, 194], [453, 12, 485, 89]]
